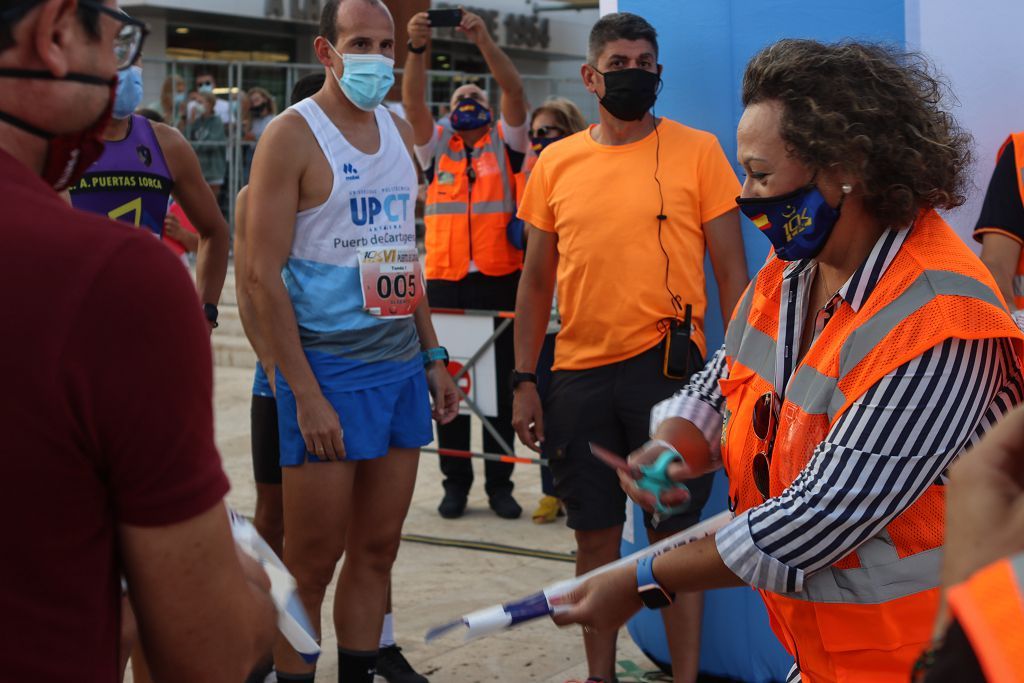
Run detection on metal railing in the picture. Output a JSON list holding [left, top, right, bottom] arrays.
[[142, 56, 596, 235]]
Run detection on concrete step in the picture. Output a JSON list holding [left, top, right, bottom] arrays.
[[212, 333, 257, 369], [216, 305, 246, 337], [220, 267, 238, 306]]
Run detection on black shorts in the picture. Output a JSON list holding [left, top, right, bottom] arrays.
[[543, 340, 714, 533], [251, 394, 281, 485]]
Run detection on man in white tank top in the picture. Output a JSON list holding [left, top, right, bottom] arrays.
[[244, 2, 459, 681]]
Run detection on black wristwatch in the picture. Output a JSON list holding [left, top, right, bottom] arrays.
[[203, 303, 219, 328], [636, 555, 674, 609], [510, 369, 538, 390], [407, 40, 427, 54]]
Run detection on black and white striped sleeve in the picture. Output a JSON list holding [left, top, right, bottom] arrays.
[[649, 344, 728, 460], [716, 336, 1022, 594]]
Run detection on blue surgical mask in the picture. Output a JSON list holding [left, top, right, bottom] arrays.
[[198, 83, 214, 94], [113, 65, 143, 120], [328, 45, 395, 112], [736, 182, 847, 261], [173, 91, 186, 105], [450, 97, 492, 131]]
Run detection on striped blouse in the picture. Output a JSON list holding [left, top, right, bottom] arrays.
[[650, 227, 1023, 594]]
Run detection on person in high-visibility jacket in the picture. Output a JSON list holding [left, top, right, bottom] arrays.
[[548, 39, 1024, 683], [914, 404, 1024, 683], [975, 132, 1024, 313], [403, 9, 529, 520]]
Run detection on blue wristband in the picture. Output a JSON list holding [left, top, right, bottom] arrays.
[[636, 554, 674, 609], [421, 346, 449, 367]]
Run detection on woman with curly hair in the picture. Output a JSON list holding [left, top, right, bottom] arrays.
[[549, 39, 1024, 682]]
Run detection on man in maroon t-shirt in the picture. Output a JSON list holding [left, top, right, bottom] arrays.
[[0, 1, 276, 680]]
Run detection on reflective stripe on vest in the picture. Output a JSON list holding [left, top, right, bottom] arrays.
[[731, 268, 1009, 423], [424, 200, 513, 216], [947, 552, 1024, 683], [786, 532, 942, 604]]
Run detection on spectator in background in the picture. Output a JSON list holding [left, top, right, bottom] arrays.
[[524, 96, 587, 525], [148, 73, 186, 128], [403, 8, 530, 521], [186, 91, 227, 200], [247, 86, 278, 141], [195, 69, 233, 126]]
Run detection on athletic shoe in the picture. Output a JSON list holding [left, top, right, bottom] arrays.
[[531, 495, 564, 524], [438, 491, 467, 519], [376, 645, 428, 683], [489, 492, 522, 519]]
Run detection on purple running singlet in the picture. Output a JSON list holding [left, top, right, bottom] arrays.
[[69, 114, 174, 237]]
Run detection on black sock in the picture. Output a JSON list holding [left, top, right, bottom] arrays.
[[338, 647, 378, 683], [276, 673, 316, 682]]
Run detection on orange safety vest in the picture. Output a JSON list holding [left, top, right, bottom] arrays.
[[720, 209, 1024, 682], [947, 552, 1024, 683], [997, 132, 1024, 310], [424, 123, 522, 281]]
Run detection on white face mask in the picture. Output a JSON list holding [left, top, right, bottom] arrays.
[[327, 44, 395, 112]]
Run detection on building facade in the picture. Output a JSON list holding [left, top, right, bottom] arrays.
[[125, 0, 600, 123]]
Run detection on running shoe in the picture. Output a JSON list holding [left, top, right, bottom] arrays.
[[531, 495, 564, 524], [376, 645, 428, 683]]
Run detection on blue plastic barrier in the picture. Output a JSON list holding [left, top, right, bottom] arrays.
[[622, 471, 793, 682]]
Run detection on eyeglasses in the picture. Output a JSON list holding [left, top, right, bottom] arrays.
[[530, 125, 565, 139], [751, 391, 779, 501], [78, 0, 149, 70]]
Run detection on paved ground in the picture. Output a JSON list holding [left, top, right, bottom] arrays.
[[125, 366, 657, 682]]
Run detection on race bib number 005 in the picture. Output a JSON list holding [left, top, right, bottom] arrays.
[[358, 247, 424, 318]]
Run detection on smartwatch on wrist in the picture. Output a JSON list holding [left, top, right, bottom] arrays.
[[510, 369, 538, 390], [203, 303, 219, 328], [407, 40, 427, 54], [636, 555, 674, 609], [421, 346, 449, 367]]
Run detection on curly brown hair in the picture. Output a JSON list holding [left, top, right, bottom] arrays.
[[742, 39, 972, 227]]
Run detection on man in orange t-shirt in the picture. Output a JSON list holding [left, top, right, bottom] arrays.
[[512, 13, 749, 683]]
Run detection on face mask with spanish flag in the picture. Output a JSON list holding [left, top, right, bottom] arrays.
[[735, 182, 846, 261]]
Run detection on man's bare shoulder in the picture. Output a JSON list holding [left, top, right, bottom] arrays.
[[149, 121, 193, 168], [258, 111, 317, 160], [150, 120, 187, 148], [389, 110, 415, 148]]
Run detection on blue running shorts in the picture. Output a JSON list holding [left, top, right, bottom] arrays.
[[276, 370, 433, 465]]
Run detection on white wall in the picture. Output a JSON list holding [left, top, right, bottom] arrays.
[[907, 0, 1024, 247]]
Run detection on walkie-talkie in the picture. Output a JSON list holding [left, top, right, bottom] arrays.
[[663, 304, 693, 380]]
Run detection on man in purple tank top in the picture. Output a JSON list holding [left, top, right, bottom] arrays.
[[69, 61, 229, 331]]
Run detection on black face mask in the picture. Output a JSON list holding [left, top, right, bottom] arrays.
[[597, 68, 660, 122]]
